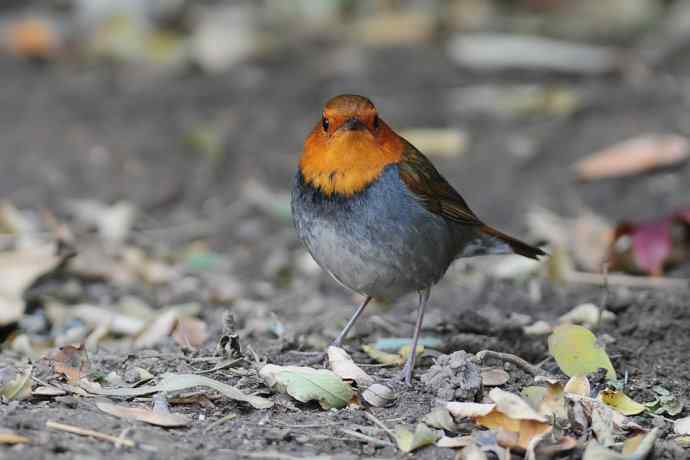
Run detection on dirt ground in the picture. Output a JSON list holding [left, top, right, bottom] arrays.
[[1, 27, 690, 460]]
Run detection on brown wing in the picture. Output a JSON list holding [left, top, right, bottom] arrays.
[[397, 140, 483, 227], [398, 139, 545, 259]]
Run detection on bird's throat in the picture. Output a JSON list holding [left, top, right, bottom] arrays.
[[299, 131, 402, 196]]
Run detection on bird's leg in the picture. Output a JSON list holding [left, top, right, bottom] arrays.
[[331, 296, 372, 348], [400, 288, 431, 385]]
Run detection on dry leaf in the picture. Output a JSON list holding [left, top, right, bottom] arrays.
[[488, 388, 548, 422], [481, 368, 510, 387], [48, 344, 89, 384], [96, 402, 191, 427], [564, 375, 591, 396], [423, 407, 458, 432], [80, 373, 272, 409], [394, 423, 440, 453], [674, 416, 690, 435], [172, 317, 209, 349], [575, 134, 689, 181], [0, 431, 31, 445], [447, 402, 496, 418], [560, 304, 615, 327], [436, 435, 473, 448], [133, 310, 178, 348], [0, 366, 33, 401], [327, 346, 374, 387], [0, 243, 63, 326]]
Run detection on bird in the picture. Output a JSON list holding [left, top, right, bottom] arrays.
[[291, 94, 545, 385]]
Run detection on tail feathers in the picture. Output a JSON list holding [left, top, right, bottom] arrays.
[[480, 225, 546, 260]]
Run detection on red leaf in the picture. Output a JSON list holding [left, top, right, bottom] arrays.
[[629, 219, 673, 276]]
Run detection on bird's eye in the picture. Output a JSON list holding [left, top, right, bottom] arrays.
[[373, 115, 380, 129], [322, 117, 329, 131]]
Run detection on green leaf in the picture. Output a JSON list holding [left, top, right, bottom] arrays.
[[259, 365, 352, 409], [548, 324, 616, 380], [394, 424, 440, 453]]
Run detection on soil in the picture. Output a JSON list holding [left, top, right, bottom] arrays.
[[0, 37, 689, 460]]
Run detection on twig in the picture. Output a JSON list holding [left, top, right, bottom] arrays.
[[205, 413, 237, 432], [476, 350, 546, 376], [338, 428, 395, 448], [363, 411, 396, 443], [595, 261, 610, 329], [46, 421, 135, 448]]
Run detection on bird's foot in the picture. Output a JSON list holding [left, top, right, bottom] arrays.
[[396, 361, 415, 386]]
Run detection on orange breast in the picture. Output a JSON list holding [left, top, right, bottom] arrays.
[[299, 124, 403, 196]]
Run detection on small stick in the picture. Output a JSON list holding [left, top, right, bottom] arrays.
[[194, 358, 243, 374], [338, 428, 395, 447], [46, 421, 135, 448], [363, 411, 396, 443], [476, 350, 546, 376], [204, 413, 237, 432]]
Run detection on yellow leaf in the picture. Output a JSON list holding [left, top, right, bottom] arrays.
[[548, 324, 616, 379], [598, 389, 645, 416]]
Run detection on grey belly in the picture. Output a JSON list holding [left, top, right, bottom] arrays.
[[292, 168, 458, 300]]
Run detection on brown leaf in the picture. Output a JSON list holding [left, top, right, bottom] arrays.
[[48, 344, 89, 384], [172, 317, 209, 349], [0, 431, 31, 445], [574, 134, 689, 181], [6, 17, 60, 59]]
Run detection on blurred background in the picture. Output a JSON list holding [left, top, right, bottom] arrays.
[[0, 3, 689, 457], [1, 0, 689, 338]]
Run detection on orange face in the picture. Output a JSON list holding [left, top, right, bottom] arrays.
[[299, 95, 403, 196]]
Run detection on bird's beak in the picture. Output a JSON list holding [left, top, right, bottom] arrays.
[[339, 117, 368, 132]]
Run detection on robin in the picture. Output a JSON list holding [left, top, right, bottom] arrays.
[[291, 94, 545, 384]]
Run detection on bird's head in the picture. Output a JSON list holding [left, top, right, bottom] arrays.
[[299, 94, 403, 196]]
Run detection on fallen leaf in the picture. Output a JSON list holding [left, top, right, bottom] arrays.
[[564, 375, 591, 396], [599, 389, 645, 416], [96, 402, 190, 427], [48, 344, 89, 384], [548, 324, 616, 380], [538, 382, 568, 420], [327, 346, 373, 387], [0, 366, 32, 401], [172, 317, 209, 349], [645, 385, 683, 416], [674, 416, 690, 435], [394, 423, 440, 453], [582, 428, 658, 460], [259, 364, 352, 409], [574, 134, 689, 181], [0, 243, 63, 326], [436, 435, 473, 448], [447, 402, 496, 418], [79, 373, 273, 409], [361, 344, 422, 367], [481, 368, 510, 387], [423, 407, 458, 432], [488, 388, 548, 422], [560, 303, 615, 327], [0, 431, 31, 445]]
